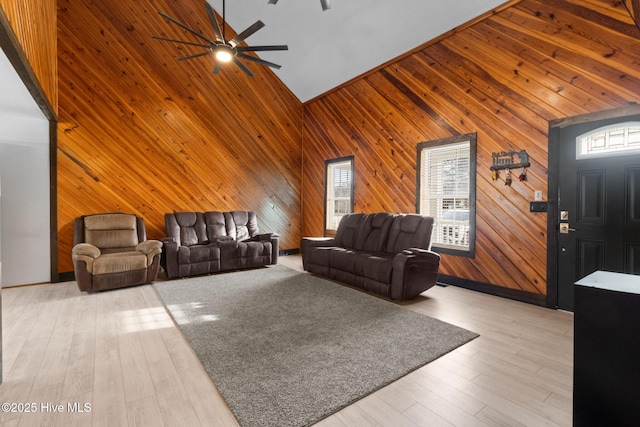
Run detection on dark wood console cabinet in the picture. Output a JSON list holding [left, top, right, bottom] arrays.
[[574, 271, 640, 426]]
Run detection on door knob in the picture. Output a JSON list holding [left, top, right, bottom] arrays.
[[559, 223, 576, 234]]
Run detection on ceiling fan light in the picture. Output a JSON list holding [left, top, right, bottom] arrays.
[[215, 45, 234, 63]]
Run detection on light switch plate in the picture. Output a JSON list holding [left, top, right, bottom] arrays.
[[534, 190, 543, 201]]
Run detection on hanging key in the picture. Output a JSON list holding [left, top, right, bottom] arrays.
[[518, 166, 527, 182], [505, 168, 512, 186]]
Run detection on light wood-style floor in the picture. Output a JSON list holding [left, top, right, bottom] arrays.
[[0, 255, 573, 426]]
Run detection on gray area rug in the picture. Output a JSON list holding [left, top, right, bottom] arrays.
[[154, 264, 478, 427]]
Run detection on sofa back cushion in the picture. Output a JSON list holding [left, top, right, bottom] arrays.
[[224, 211, 260, 241], [354, 213, 394, 252], [84, 213, 140, 249], [204, 211, 227, 240], [334, 213, 364, 248], [165, 212, 207, 247], [385, 214, 434, 253]]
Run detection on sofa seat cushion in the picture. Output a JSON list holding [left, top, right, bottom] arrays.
[[355, 252, 394, 284], [329, 247, 360, 272], [238, 241, 272, 267], [239, 240, 271, 255], [93, 251, 147, 275], [178, 244, 220, 264], [306, 246, 337, 267]]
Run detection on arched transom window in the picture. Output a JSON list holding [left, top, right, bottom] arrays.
[[577, 122, 640, 159]]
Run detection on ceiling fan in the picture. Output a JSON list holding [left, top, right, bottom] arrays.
[[268, 0, 331, 11], [153, 1, 288, 77]]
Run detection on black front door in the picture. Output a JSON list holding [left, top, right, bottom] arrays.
[[557, 114, 640, 311]]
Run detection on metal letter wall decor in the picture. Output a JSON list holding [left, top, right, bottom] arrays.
[[490, 150, 530, 186]]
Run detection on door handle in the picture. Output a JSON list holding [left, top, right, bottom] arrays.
[[559, 223, 576, 234]]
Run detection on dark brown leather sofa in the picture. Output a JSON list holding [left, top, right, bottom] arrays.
[[301, 212, 440, 300], [72, 213, 162, 292], [162, 211, 279, 279]]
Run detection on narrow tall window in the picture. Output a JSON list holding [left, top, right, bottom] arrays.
[[325, 156, 354, 235], [417, 134, 476, 257]]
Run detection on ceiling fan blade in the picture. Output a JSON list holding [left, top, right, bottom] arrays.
[[151, 36, 211, 49], [268, 0, 278, 4], [233, 57, 254, 77], [158, 11, 216, 45], [237, 45, 288, 52], [177, 51, 213, 61], [229, 21, 265, 47], [213, 62, 222, 74], [237, 53, 282, 70], [203, 3, 224, 42]]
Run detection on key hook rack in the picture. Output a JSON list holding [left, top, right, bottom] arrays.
[[490, 150, 530, 186]]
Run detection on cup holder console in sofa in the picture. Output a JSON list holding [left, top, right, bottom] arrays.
[[301, 212, 440, 300]]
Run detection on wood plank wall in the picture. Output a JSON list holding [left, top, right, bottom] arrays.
[[57, 0, 302, 273], [0, 0, 57, 113], [301, 0, 640, 297]]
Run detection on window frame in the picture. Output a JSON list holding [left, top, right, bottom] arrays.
[[416, 133, 477, 258], [324, 156, 354, 236]]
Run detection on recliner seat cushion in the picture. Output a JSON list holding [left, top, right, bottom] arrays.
[[329, 247, 359, 272], [355, 252, 393, 284], [238, 241, 271, 267], [178, 244, 220, 264], [93, 251, 147, 275]]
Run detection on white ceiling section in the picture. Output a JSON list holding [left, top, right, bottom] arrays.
[[207, 0, 507, 102]]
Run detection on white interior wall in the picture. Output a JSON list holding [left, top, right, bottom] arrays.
[[0, 50, 50, 287]]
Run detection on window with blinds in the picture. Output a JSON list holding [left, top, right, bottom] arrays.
[[417, 134, 476, 256], [325, 157, 354, 234]]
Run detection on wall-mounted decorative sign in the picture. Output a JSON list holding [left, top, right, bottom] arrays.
[[490, 150, 530, 187], [490, 150, 530, 170]]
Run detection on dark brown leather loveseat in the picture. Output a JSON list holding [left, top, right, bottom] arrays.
[[162, 211, 279, 279], [301, 212, 440, 300]]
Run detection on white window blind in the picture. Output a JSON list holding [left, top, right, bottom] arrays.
[[419, 141, 470, 249], [326, 159, 353, 231]]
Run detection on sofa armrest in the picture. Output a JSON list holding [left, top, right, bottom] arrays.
[[301, 237, 336, 250], [136, 240, 162, 255], [269, 234, 279, 265], [72, 243, 101, 258], [136, 240, 163, 267], [246, 232, 273, 242], [160, 238, 179, 279], [391, 249, 441, 300], [161, 236, 175, 244], [301, 237, 336, 270], [72, 243, 101, 276]]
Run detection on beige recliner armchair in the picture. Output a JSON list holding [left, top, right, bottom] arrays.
[[72, 213, 162, 291]]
